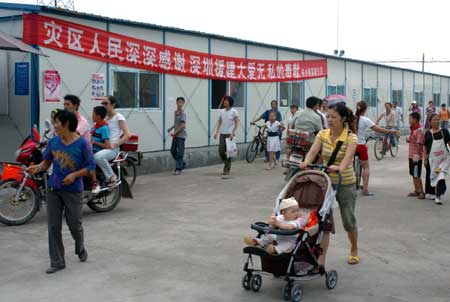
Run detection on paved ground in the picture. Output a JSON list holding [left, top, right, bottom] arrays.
[[1, 142, 450, 302]]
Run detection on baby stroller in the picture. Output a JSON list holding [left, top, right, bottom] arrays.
[[241, 165, 339, 302]]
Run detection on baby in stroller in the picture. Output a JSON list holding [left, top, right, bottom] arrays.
[[241, 167, 338, 302], [243, 197, 307, 255]]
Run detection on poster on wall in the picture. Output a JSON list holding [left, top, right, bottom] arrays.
[[44, 70, 61, 102], [15, 62, 29, 96], [91, 73, 105, 99]]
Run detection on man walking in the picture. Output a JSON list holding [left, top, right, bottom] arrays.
[[168, 97, 187, 175]]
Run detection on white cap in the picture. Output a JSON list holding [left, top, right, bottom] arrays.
[[279, 197, 298, 211]]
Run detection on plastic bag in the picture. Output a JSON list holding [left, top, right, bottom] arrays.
[[225, 137, 238, 158]]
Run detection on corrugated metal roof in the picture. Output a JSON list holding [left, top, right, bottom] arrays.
[[0, 2, 448, 79]]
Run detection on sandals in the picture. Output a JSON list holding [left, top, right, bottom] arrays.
[[417, 193, 425, 199], [347, 255, 360, 265], [408, 192, 419, 197]]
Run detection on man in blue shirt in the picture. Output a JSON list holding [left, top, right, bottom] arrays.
[[254, 100, 283, 161]]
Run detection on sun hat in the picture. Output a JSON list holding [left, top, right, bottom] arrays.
[[279, 197, 299, 211]]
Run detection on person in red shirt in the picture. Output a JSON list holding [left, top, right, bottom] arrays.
[[407, 112, 425, 199]]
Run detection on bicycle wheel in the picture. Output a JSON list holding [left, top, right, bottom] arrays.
[[245, 139, 259, 163], [390, 136, 399, 158], [373, 137, 385, 160]]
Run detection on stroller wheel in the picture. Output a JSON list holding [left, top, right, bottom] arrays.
[[325, 270, 338, 290], [290, 284, 304, 302], [241, 274, 251, 290], [250, 274, 262, 292], [282, 283, 292, 301]]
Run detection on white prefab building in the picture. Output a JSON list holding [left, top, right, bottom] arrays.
[[0, 3, 449, 166]]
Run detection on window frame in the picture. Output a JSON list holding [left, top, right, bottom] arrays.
[[363, 87, 377, 107], [327, 84, 346, 96], [433, 93, 441, 106], [211, 79, 245, 109], [391, 90, 403, 107], [279, 81, 303, 108], [110, 66, 162, 111], [414, 91, 424, 106]]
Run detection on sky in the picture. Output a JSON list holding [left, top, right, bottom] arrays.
[[4, 0, 450, 75]]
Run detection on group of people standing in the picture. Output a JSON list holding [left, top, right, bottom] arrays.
[[27, 95, 130, 274]]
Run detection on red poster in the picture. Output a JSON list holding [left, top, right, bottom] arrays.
[[23, 14, 327, 82], [43, 70, 61, 102]]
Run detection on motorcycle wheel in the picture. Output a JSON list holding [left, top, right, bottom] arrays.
[[87, 184, 122, 212], [0, 180, 39, 226]]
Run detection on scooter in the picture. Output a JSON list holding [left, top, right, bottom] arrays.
[[282, 130, 315, 181], [0, 124, 136, 226]]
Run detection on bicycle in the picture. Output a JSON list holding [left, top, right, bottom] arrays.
[[246, 122, 266, 163], [374, 129, 399, 160]]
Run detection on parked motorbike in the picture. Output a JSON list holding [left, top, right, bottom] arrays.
[[0, 125, 138, 226]]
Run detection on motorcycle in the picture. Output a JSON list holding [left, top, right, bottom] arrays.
[[0, 124, 137, 226], [281, 129, 315, 181]]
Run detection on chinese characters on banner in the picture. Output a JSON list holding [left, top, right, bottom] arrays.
[[44, 70, 61, 102], [23, 14, 328, 82], [91, 73, 105, 98]]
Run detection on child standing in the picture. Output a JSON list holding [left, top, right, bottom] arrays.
[[407, 112, 425, 199], [90, 106, 110, 194], [265, 111, 284, 170], [243, 197, 306, 254]]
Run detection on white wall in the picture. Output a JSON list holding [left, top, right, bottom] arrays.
[[441, 77, 449, 105], [404, 71, 414, 112], [210, 39, 246, 144], [246, 45, 277, 141], [346, 61, 362, 110], [376, 67, 390, 122], [304, 54, 326, 99], [165, 32, 208, 148], [0, 51, 8, 115]]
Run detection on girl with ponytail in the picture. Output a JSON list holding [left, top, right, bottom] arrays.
[[355, 100, 400, 196]]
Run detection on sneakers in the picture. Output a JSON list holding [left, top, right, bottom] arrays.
[[91, 182, 101, 194], [174, 170, 181, 176], [106, 174, 118, 187], [425, 194, 436, 200], [435, 196, 443, 205]]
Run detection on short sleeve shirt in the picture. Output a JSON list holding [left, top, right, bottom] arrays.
[[77, 113, 91, 142], [106, 113, 126, 145], [174, 110, 187, 138], [43, 136, 96, 192], [219, 108, 238, 134], [266, 121, 281, 134], [261, 109, 282, 122], [91, 125, 110, 153], [408, 127, 425, 159], [318, 128, 357, 185], [357, 116, 375, 144]]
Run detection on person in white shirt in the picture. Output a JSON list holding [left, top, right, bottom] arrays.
[[286, 104, 300, 130], [264, 112, 285, 170], [355, 101, 400, 196], [376, 102, 398, 147], [393, 101, 403, 128], [213, 96, 239, 175], [98, 96, 131, 185]]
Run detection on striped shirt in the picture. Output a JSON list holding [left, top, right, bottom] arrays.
[[318, 128, 357, 185]]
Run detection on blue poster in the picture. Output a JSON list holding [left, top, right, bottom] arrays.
[[15, 62, 29, 96]]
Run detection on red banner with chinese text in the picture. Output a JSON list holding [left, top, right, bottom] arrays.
[[23, 13, 327, 82]]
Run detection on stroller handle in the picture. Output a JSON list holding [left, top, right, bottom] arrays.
[[305, 164, 343, 189], [251, 222, 303, 236]]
